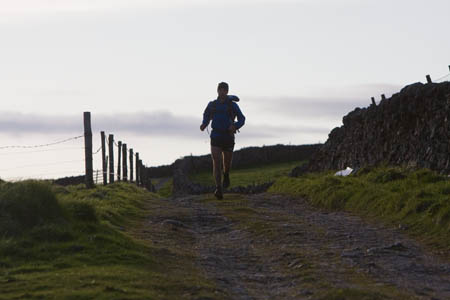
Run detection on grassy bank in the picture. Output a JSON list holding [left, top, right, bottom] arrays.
[[269, 167, 450, 252], [0, 181, 221, 299], [189, 160, 305, 187]]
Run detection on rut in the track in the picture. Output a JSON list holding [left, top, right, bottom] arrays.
[[152, 194, 450, 300], [171, 196, 291, 299]]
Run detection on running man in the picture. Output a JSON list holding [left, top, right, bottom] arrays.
[[200, 82, 246, 199]]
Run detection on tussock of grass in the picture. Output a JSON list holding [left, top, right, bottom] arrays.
[[0, 181, 221, 299], [0, 180, 62, 237], [269, 167, 450, 251]]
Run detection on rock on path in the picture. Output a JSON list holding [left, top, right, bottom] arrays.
[[146, 193, 450, 299]]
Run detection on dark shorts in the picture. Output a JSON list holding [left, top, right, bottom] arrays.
[[211, 135, 235, 152]]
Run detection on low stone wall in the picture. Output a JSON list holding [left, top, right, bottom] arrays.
[[53, 175, 85, 186], [147, 164, 173, 178], [171, 144, 321, 176], [171, 144, 322, 196]]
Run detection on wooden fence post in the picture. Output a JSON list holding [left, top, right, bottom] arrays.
[[101, 131, 107, 186], [108, 134, 115, 184], [129, 149, 134, 182], [83, 112, 94, 188], [135, 153, 140, 186], [381, 94, 386, 100], [117, 141, 122, 181], [122, 143, 128, 181], [426, 75, 432, 84], [139, 159, 144, 187], [106, 155, 108, 182], [371, 97, 376, 106], [140, 161, 146, 188]]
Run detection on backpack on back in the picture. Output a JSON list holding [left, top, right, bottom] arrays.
[[209, 95, 240, 122]]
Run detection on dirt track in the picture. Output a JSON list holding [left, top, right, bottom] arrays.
[[143, 193, 450, 299]]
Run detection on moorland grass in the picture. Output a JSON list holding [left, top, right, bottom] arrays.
[[269, 167, 450, 252], [0, 181, 221, 299], [189, 160, 306, 188], [156, 178, 173, 198], [0, 180, 62, 237]]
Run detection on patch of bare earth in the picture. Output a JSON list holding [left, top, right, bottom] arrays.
[[141, 193, 450, 300]]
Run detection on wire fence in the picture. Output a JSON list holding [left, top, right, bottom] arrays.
[[0, 135, 86, 181], [365, 67, 450, 106], [1, 112, 151, 190], [0, 129, 149, 188], [0, 127, 147, 187], [0, 135, 83, 150], [434, 72, 450, 83]]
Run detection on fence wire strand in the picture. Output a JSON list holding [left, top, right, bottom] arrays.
[[107, 134, 140, 158], [0, 147, 85, 156], [4, 171, 85, 181], [92, 145, 102, 155], [434, 72, 450, 82], [0, 159, 85, 172], [0, 135, 83, 150]]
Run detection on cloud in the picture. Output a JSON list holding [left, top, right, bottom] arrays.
[[248, 96, 361, 120], [0, 111, 330, 140], [0, 0, 304, 16], [0, 83, 401, 143], [0, 0, 363, 20], [245, 83, 403, 121]]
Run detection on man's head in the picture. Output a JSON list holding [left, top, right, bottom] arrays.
[[217, 82, 229, 98]]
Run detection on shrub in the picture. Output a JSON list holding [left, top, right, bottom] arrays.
[[0, 181, 62, 236]]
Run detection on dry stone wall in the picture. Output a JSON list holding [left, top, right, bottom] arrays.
[[298, 82, 450, 175]]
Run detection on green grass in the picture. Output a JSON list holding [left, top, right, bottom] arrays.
[[190, 160, 305, 187], [0, 181, 221, 299], [0, 180, 62, 237], [269, 167, 450, 252], [319, 288, 387, 300], [157, 178, 173, 198]]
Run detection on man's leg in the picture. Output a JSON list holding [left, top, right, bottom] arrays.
[[211, 146, 223, 197], [222, 150, 233, 174], [222, 150, 233, 188]]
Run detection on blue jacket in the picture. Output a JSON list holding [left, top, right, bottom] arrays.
[[202, 95, 246, 139]]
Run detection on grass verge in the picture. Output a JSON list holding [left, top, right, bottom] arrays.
[[0, 181, 221, 299], [156, 178, 173, 198], [269, 167, 450, 253]]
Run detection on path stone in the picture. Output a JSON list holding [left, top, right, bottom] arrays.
[[143, 193, 450, 299]]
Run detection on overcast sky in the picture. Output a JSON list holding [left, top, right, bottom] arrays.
[[0, 0, 449, 180]]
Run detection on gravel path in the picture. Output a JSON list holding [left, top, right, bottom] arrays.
[[148, 193, 450, 299]]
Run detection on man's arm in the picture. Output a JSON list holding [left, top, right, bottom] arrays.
[[200, 102, 211, 131], [233, 102, 245, 129]]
